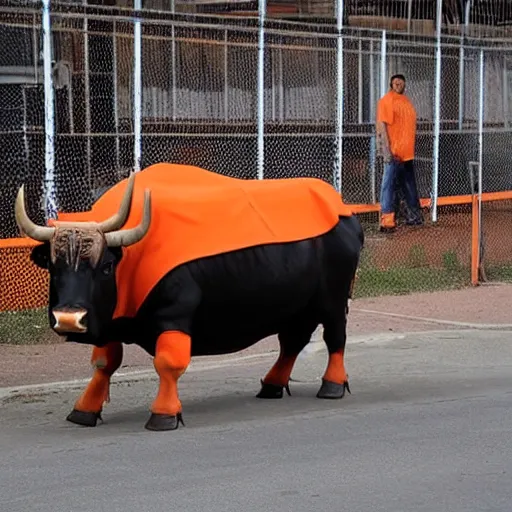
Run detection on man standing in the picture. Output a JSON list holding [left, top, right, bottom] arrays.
[[376, 73, 423, 232]]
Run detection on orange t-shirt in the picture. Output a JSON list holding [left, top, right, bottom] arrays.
[[376, 90, 417, 162]]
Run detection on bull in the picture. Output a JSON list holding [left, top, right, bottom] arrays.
[[14, 163, 364, 432]]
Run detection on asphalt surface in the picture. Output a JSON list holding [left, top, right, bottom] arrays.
[[1, 329, 512, 512]]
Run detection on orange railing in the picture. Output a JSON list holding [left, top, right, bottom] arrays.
[[2, 190, 511, 313]]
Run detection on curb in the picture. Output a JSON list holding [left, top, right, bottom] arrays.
[[1, 327, 500, 402], [0, 350, 279, 401], [354, 308, 512, 330]]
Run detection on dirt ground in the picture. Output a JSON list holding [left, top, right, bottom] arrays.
[[364, 204, 512, 270]]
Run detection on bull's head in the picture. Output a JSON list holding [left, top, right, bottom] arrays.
[[14, 174, 151, 344]]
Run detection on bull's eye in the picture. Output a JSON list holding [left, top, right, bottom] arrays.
[[101, 261, 114, 276]]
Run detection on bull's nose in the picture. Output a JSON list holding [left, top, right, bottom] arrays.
[[52, 308, 88, 334]]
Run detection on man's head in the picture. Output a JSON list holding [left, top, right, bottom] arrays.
[[390, 74, 406, 94], [14, 173, 152, 345]]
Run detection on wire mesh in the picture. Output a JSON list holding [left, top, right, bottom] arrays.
[[0, 5, 43, 240], [261, 28, 337, 183], [1, 1, 512, 345], [47, 11, 135, 216], [139, 19, 259, 179], [479, 45, 512, 283]]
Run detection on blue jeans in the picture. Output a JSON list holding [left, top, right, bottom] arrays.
[[380, 158, 422, 225]]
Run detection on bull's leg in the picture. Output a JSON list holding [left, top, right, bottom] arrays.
[[257, 320, 317, 399], [66, 341, 123, 427], [145, 330, 191, 432], [317, 306, 351, 399]]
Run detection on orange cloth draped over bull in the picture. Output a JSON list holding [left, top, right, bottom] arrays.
[[54, 163, 353, 319]]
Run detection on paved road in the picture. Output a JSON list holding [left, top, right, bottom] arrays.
[[1, 329, 512, 512]]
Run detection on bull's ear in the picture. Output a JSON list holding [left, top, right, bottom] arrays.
[[30, 243, 51, 269]]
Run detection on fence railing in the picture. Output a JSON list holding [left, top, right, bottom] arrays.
[[1, 1, 512, 322]]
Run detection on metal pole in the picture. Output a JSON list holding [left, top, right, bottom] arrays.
[[171, 0, 176, 122], [271, 44, 276, 122], [83, 0, 91, 193], [133, 0, 142, 172], [42, 0, 56, 220], [113, 20, 120, 176], [431, 0, 442, 222], [278, 44, 284, 122], [256, 0, 265, 180], [380, 30, 387, 97], [334, 0, 344, 193], [464, 0, 471, 31], [373, 31, 387, 204], [477, 49, 484, 245], [407, 0, 413, 33], [504, 57, 510, 129], [224, 29, 229, 122], [458, 45, 464, 129], [369, 39, 376, 203], [357, 39, 363, 124], [459, 0, 471, 130]]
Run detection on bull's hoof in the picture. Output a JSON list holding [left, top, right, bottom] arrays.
[[66, 409, 103, 427], [316, 379, 351, 399], [256, 379, 291, 399], [145, 412, 185, 431]]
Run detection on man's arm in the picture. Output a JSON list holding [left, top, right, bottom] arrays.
[[376, 96, 393, 162], [376, 120, 391, 162]]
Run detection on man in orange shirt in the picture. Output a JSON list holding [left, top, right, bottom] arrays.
[[376, 74, 423, 232]]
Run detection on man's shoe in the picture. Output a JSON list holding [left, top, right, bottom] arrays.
[[379, 225, 396, 233]]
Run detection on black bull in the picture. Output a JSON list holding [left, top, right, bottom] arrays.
[[15, 180, 365, 432]]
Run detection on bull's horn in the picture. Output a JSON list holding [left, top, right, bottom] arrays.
[[104, 188, 151, 248], [14, 185, 55, 242], [98, 172, 136, 233]]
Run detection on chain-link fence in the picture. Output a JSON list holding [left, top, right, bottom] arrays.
[[477, 45, 512, 284], [1, 0, 512, 344]]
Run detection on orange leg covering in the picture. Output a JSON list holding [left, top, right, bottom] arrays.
[[73, 342, 123, 413], [151, 330, 191, 416], [380, 212, 396, 229], [262, 353, 298, 388], [322, 350, 348, 385]]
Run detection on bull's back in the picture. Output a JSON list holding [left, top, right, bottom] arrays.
[[129, 216, 363, 356], [189, 216, 363, 355]]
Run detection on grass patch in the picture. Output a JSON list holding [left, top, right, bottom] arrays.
[[354, 247, 469, 298], [354, 265, 468, 298], [0, 308, 57, 345], [406, 244, 428, 268], [483, 264, 512, 282]]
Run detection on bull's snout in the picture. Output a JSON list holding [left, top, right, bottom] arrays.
[[52, 308, 88, 334]]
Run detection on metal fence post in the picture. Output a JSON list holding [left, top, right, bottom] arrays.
[[478, 49, 484, 250], [372, 30, 387, 206], [42, 0, 56, 220], [83, 0, 91, 194], [369, 38, 376, 204], [133, 0, 142, 172], [256, 0, 265, 180], [458, 0, 471, 130], [334, 0, 344, 194], [380, 30, 387, 97], [431, 0, 443, 222], [171, 0, 176, 122]]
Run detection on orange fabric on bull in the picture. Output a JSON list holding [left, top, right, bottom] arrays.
[[56, 163, 352, 319]]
